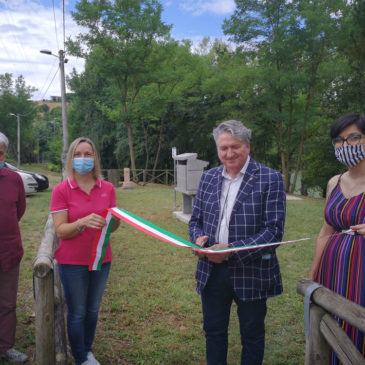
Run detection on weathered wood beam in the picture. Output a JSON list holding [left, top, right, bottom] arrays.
[[320, 314, 365, 365], [305, 304, 330, 365], [34, 271, 55, 364], [34, 214, 55, 278], [297, 278, 365, 333]]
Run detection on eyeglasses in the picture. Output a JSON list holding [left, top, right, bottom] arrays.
[[332, 134, 365, 147]]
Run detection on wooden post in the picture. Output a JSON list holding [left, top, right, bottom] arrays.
[[34, 214, 56, 364], [107, 169, 119, 187], [122, 168, 134, 189], [54, 260, 68, 364], [34, 270, 55, 364], [165, 169, 168, 185], [305, 304, 330, 365], [34, 214, 68, 364]]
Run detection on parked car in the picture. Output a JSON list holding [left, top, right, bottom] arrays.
[[5, 162, 49, 192], [12, 169, 38, 195]]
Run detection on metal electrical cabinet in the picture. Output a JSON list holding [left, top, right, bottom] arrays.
[[173, 153, 209, 216]]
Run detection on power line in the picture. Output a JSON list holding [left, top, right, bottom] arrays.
[[33, 58, 59, 100], [39, 67, 59, 101]]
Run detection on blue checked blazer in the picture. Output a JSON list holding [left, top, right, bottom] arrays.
[[189, 158, 286, 301]]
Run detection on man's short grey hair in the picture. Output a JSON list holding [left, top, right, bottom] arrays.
[[0, 132, 9, 150], [213, 120, 252, 144]]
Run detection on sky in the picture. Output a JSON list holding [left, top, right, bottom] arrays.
[[0, 0, 236, 101]]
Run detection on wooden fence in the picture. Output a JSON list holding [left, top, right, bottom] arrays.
[[102, 169, 174, 186], [134, 169, 174, 185], [33, 214, 68, 364], [297, 278, 365, 365]]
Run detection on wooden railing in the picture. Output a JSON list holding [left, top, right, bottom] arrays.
[[33, 214, 67, 365], [297, 278, 365, 365], [133, 169, 174, 185], [102, 169, 174, 186]]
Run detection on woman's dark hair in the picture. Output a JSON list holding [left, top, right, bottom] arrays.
[[330, 113, 365, 139]]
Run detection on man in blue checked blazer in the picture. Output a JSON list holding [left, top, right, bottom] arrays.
[[189, 120, 286, 365]]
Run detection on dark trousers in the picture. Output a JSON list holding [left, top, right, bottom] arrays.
[[201, 262, 267, 365], [0, 264, 19, 353]]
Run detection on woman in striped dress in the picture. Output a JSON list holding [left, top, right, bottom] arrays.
[[308, 113, 365, 364]]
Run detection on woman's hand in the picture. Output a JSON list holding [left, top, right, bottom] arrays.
[[79, 213, 107, 230], [350, 224, 365, 237]]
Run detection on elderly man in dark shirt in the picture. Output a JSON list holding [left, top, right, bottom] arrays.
[[0, 132, 28, 363]]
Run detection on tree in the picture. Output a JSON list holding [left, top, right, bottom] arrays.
[[68, 0, 171, 178], [223, 0, 348, 193], [0, 73, 37, 163]]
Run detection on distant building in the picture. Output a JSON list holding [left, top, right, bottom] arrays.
[[50, 95, 62, 102]]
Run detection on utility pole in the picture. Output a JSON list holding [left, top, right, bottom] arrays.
[[58, 49, 68, 177], [40, 49, 69, 179]]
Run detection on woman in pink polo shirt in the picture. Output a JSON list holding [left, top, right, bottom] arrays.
[[50, 137, 120, 365]]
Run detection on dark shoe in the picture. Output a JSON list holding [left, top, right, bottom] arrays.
[[0, 348, 28, 363]]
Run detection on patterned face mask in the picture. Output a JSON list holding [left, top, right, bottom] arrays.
[[334, 144, 365, 168]]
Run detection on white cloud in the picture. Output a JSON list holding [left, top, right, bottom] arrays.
[[180, 0, 236, 16], [0, 0, 84, 100]]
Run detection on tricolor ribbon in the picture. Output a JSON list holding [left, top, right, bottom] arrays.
[[89, 207, 321, 271], [89, 210, 115, 271]]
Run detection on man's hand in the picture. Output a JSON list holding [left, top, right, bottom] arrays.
[[193, 235, 209, 258], [205, 243, 232, 263]]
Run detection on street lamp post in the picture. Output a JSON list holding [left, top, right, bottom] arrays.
[[40, 49, 69, 178], [9, 113, 21, 168]]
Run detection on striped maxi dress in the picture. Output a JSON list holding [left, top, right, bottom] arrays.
[[314, 176, 365, 364]]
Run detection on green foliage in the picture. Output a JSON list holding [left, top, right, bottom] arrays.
[[302, 118, 346, 195], [60, 0, 365, 194], [0, 73, 38, 162], [67, 0, 172, 171], [47, 162, 62, 173]]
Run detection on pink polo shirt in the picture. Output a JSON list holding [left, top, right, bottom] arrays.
[[50, 178, 117, 265]]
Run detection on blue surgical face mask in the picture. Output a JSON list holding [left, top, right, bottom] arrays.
[[73, 158, 94, 175], [0, 161, 4, 169]]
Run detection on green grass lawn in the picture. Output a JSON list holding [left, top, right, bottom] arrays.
[[11, 164, 326, 364]]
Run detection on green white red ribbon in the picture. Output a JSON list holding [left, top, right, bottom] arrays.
[[89, 207, 313, 271], [89, 210, 115, 271]]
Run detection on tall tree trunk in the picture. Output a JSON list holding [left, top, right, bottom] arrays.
[[290, 119, 306, 194], [279, 120, 288, 191], [278, 102, 289, 191], [291, 36, 325, 193], [143, 122, 150, 170], [286, 98, 293, 191], [152, 114, 166, 177], [126, 120, 137, 181]]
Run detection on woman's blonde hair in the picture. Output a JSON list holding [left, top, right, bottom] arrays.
[[65, 137, 102, 179]]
